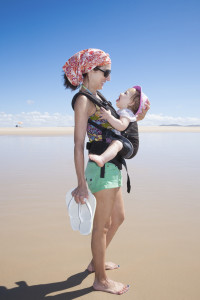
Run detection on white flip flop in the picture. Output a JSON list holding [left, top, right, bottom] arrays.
[[79, 195, 96, 235], [65, 189, 96, 235], [66, 189, 80, 231]]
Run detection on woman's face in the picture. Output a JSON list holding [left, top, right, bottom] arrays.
[[88, 64, 111, 90]]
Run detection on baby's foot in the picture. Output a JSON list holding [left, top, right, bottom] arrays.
[[93, 278, 129, 295], [89, 154, 105, 167], [87, 261, 120, 273]]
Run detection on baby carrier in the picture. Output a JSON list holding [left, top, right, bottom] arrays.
[[72, 91, 140, 193]]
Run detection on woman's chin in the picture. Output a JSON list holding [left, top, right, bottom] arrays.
[[99, 83, 105, 90]]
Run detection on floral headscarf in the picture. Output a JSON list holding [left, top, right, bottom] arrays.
[[62, 48, 111, 86]]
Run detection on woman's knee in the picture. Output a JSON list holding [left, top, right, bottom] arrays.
[[112, 212, 125, 227], [93, 218, 112, 235], [118, 212, 125, 226]]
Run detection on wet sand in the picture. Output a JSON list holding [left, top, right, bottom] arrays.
[[0, 130, 200, 300]]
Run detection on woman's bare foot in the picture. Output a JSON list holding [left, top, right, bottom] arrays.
[[87, 261, 120, 273], [93, 278, 129, 295], [89, 154, 105, 167]]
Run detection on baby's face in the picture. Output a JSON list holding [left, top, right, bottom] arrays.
[[116, 88, 136, 109]]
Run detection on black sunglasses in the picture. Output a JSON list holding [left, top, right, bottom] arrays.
[[95, 66, 111, 78]]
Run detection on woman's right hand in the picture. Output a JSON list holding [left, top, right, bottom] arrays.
[[71, 185, 89, 204], [136, 99, 150, 121]]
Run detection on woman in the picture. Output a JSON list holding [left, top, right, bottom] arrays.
[[63, 49, 150, 295]]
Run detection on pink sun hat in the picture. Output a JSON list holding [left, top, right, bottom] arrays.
[[133, 86, 149, 115]]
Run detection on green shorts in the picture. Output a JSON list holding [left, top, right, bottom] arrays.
[[85, 161, 122, 194]]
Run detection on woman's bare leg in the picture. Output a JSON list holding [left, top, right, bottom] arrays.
[[89, 140, 123, 167], [91, 188, 129, 294], [87, 187, 125, 272], [106, 187, 125, 248]]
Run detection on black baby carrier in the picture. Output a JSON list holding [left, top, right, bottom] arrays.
[[71, 91, 140, 193]]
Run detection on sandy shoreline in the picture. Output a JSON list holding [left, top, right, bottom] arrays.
[[0, 127, 74, 136], [0, 126, 200, 136], [0, 132, 200, 299]]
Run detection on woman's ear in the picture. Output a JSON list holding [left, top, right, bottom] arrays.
[[87, 69, 94, 81]]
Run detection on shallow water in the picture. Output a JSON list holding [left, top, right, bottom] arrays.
[[0, 133, 200, 193]]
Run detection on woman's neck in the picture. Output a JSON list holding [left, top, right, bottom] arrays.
[[81, 83, 97, 96]]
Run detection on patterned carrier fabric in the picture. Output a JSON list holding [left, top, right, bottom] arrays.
[[87, 105, 114, 143]]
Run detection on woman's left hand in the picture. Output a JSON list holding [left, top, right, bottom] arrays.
[[137, 99, 150, 121]]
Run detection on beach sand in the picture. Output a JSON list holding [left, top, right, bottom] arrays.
[[0, 126, 200, 136], [0, 128, 200, 300], [0, 127, 74, 136]]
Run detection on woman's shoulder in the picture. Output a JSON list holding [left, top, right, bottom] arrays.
[[73, 91, 101, 106], [73, 92, 94, 106], [75, 93, 90, 103], [73, 94, 96, 116]]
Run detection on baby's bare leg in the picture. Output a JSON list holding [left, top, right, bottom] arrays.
[[89, 140, 123, 167]]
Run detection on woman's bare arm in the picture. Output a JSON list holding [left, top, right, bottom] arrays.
[[72, 95, 92, 204]]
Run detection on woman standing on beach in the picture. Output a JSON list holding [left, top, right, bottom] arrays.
[[63, 49, 149, 295]]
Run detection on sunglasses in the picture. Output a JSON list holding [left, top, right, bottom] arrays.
[[95, 66, 111, 78]]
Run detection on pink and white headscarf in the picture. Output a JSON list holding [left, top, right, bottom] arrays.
[[62, 48, 111, 86]]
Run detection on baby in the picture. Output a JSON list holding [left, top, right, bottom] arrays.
[[89, 86, 149, 167]]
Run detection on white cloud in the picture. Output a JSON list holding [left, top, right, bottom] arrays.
[[140, 113, 200, 126], [0, 111, 200, 127], [26, 100, 35, 105], [0, 111, 74, 127]]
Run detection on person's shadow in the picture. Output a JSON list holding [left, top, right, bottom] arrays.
[[0, 270, 94, 300]]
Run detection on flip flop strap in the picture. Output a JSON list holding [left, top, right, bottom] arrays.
[[78, 200, 92, 222], [67, 196, 73, 211]]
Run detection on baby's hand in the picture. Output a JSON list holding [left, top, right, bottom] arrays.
[[100, 107, 112, 120]]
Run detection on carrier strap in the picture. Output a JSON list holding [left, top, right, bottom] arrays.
[[120, 158, 131, 193], [100, 165, 105, 178], [72, 91, 119, 119]]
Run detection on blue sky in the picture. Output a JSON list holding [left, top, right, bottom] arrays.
[[0, 0, 200, 127]]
